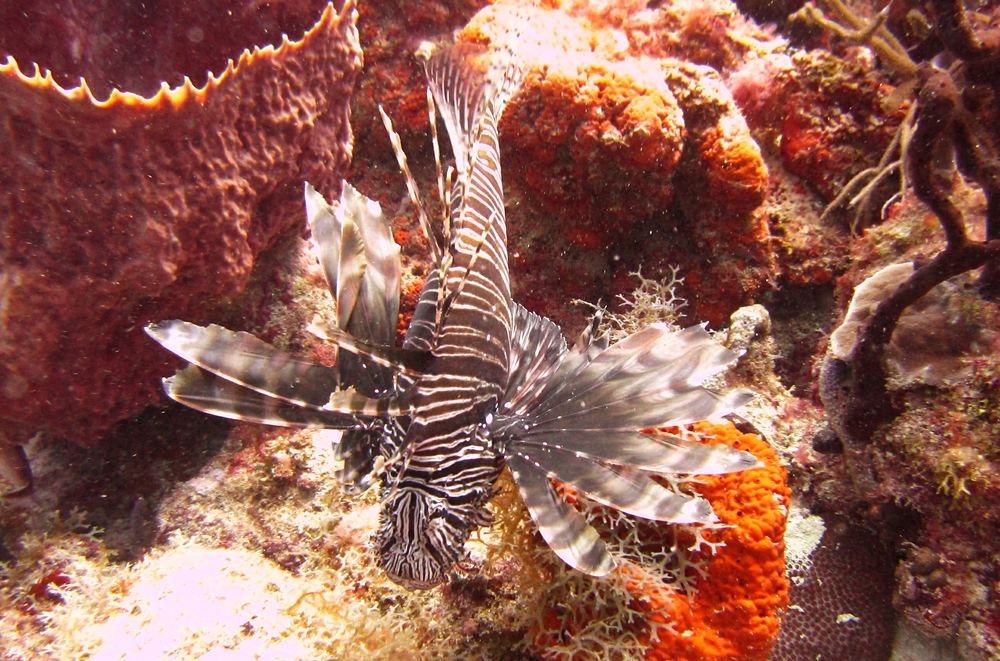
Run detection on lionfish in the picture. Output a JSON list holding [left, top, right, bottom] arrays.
[[145, 40, 760, 589]]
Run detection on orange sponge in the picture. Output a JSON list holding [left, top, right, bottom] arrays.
[[638, 421, 790, 661]]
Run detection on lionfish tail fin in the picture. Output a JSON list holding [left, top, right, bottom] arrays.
[[419, 26, 524, 173]]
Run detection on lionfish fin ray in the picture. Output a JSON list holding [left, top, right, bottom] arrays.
[[164, 365, 356, 428], [335, 216, 368, 331], [145, 321, 340, 409], [502, 303, 567, 413], [308, 318, 431, 377], [377, 105, 442, 263], [325, 387, 412, 417], [332, 428, 381, 492], [510, 445, 715, 524], [401, 270, 441, 352], [520, 325, 754, 428], [513, 429, 761, 475], [506, 456, 615, 576], [305, 182, 402, 348]]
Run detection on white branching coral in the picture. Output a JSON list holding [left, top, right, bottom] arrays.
[[576, 267, 688, 343]]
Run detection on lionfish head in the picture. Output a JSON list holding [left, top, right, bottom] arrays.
[[376, 489, 471, 590]]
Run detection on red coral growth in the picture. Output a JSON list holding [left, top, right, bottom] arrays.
[[561, 0, 778, 73], [348, 0, 489, 197], [27, 570, 71, 606], [501, 60, 685, 243], [774, 53, 907, 202], [636, 421, 789, 661], [0, 3, 361, 454], [526, 420, 788, 661], [699, 123, 771, 210]]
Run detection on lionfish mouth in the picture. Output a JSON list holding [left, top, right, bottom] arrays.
[[145, 34, 762, 588]]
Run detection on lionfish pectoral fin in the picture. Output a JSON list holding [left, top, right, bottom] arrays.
[[145, 320, 340, 409], [163, 365, 356, 429], [0, 443, 33, 497], [335, 214, 368, 331], [502, 303, 568, 415], [512, 429, 761, 475], [331, 428, 380, 492], [308, 319, 432, 377], [531, 387, 756, 435], [506, 455, 615, 576], [306, 182, 402, 349], [510, 445, 715, 525], [518, 324, 756, 430]]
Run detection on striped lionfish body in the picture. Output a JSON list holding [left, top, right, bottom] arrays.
[[146, 41, 761, 590]]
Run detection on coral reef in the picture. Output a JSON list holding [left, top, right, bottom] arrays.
[[0, 387, 787, 661], [6, 0, 1000, 657], [0, 3, 362, 464], [822, 64, 1000, 445], [640, 421, 789, 661], [831, 265, 994, 387], [797, 0, 1000, 656]]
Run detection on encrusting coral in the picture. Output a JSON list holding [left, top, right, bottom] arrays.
[[499, 420, 788, 661], [800, 0, 1000, 654], [639, 421, 789, 661], [821, 57, 1000, 447], [769, 510, 895, 661], [0, 1, 361, 484]]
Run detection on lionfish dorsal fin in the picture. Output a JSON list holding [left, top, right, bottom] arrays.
[[377, 105, 443, 263], [426, 85, 447, 210]]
